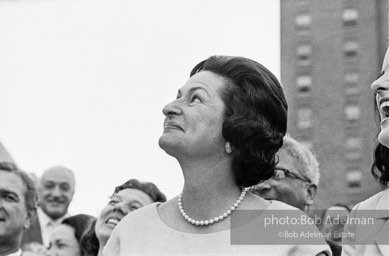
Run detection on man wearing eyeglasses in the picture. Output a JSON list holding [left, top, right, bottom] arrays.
[[251, 135, 319, 212], [251, 137, 343, 256]]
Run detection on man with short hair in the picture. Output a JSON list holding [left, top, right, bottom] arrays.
[[251, 135, 341, 256], [251, 135, 319, 212], [0, 163, 38, 256], [23, 165, 75, 247]]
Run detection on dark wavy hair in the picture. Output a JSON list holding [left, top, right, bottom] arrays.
[[113, 179, 167, 203], [190, 56, 288, 187], [371, 95, 389, 186], [62, 214, 99, 256]]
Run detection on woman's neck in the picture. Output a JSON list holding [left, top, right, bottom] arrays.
[[97, 237, 108, 256], [177, 156, 242, 221]]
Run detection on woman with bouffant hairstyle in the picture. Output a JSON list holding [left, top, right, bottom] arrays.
[[104, 55, 330, 255], [190, 57, 287, 187]]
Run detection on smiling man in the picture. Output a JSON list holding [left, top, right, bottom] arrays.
[[0, 162, 38, 256], [22, 165, 75, 247]]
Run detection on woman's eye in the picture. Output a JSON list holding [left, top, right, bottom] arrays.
[[191, 95, 202, 103], [108, 200, 119, 205], [129, 206, 139, 211]]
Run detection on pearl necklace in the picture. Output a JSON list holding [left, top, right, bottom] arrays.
[[178, 188, 249, 226]]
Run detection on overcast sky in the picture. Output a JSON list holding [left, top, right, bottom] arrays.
[[0, 0, 280, 215]]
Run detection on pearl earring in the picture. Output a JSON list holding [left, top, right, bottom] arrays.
[[225, 142, 232, 154]]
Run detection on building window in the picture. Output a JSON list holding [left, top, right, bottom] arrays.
[[344, 40, 358, 57], [296, 75, 312, 94], [297, 108, 312, 129], [344, 105, 360, 121], [344, 72, 359, 85], [295, 14, 311, 28], [346, 137, 361, 149], [345, 137, 362, 160], [296, 44, 312, 65], [342, 8, 358, 26], [346, 151, 361, 160], [346, 170, 362, 188], [343, 0, 357, 6], [296, 0, 309, 6], [345, 87, 359, 95], [344, 72, 359, 95]]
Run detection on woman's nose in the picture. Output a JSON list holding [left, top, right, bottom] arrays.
[[162, 99, 183, 117], [113, 201, 133, 215], [371, 74, 389, 96]]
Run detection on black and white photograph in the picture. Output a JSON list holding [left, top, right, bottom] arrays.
[[0, 0, 388, 255]]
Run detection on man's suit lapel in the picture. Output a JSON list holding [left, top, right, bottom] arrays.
[[22, 215, 43, 245]]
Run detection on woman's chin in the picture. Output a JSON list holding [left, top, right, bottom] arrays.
[[378, 127, 389, 148], [158, 137, 179, 156], [158, 136, 171, 150]]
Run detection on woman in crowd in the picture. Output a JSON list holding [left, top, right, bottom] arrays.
[[47, 214, 98, 256], [104, 55, 330, 255], [82, 179, 166, 256], [342, 48, 389, 256]]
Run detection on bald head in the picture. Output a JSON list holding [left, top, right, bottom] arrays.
[[38, 166, 75, 220]]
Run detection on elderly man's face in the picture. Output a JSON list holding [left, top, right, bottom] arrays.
[[251, 149, 315, 212], [38, 167, 75, 220], [0, 171, 31, 243]]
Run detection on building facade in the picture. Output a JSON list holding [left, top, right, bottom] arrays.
[[280, 0, 388, 208]]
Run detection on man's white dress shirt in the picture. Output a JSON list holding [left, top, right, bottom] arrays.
[[37, 208, 69, 247]]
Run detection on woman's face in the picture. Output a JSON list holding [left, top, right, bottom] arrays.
[[47, 224, 80, 256], [95, 188, 153, 245], [159, 71, 227, 158], [372, 48, 389, 148]]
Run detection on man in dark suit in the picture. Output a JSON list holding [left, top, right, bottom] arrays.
[[0, 162, 38, 256], [22, 165, 75, 247]]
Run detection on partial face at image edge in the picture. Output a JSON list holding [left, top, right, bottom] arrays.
[[372, 48, 389, 148], [0, 171, 32, 246]]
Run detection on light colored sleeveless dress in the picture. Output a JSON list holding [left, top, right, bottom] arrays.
[[103, 201, 331, 256]]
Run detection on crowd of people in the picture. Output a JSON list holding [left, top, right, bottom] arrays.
[[1, 52, 389, 256]]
